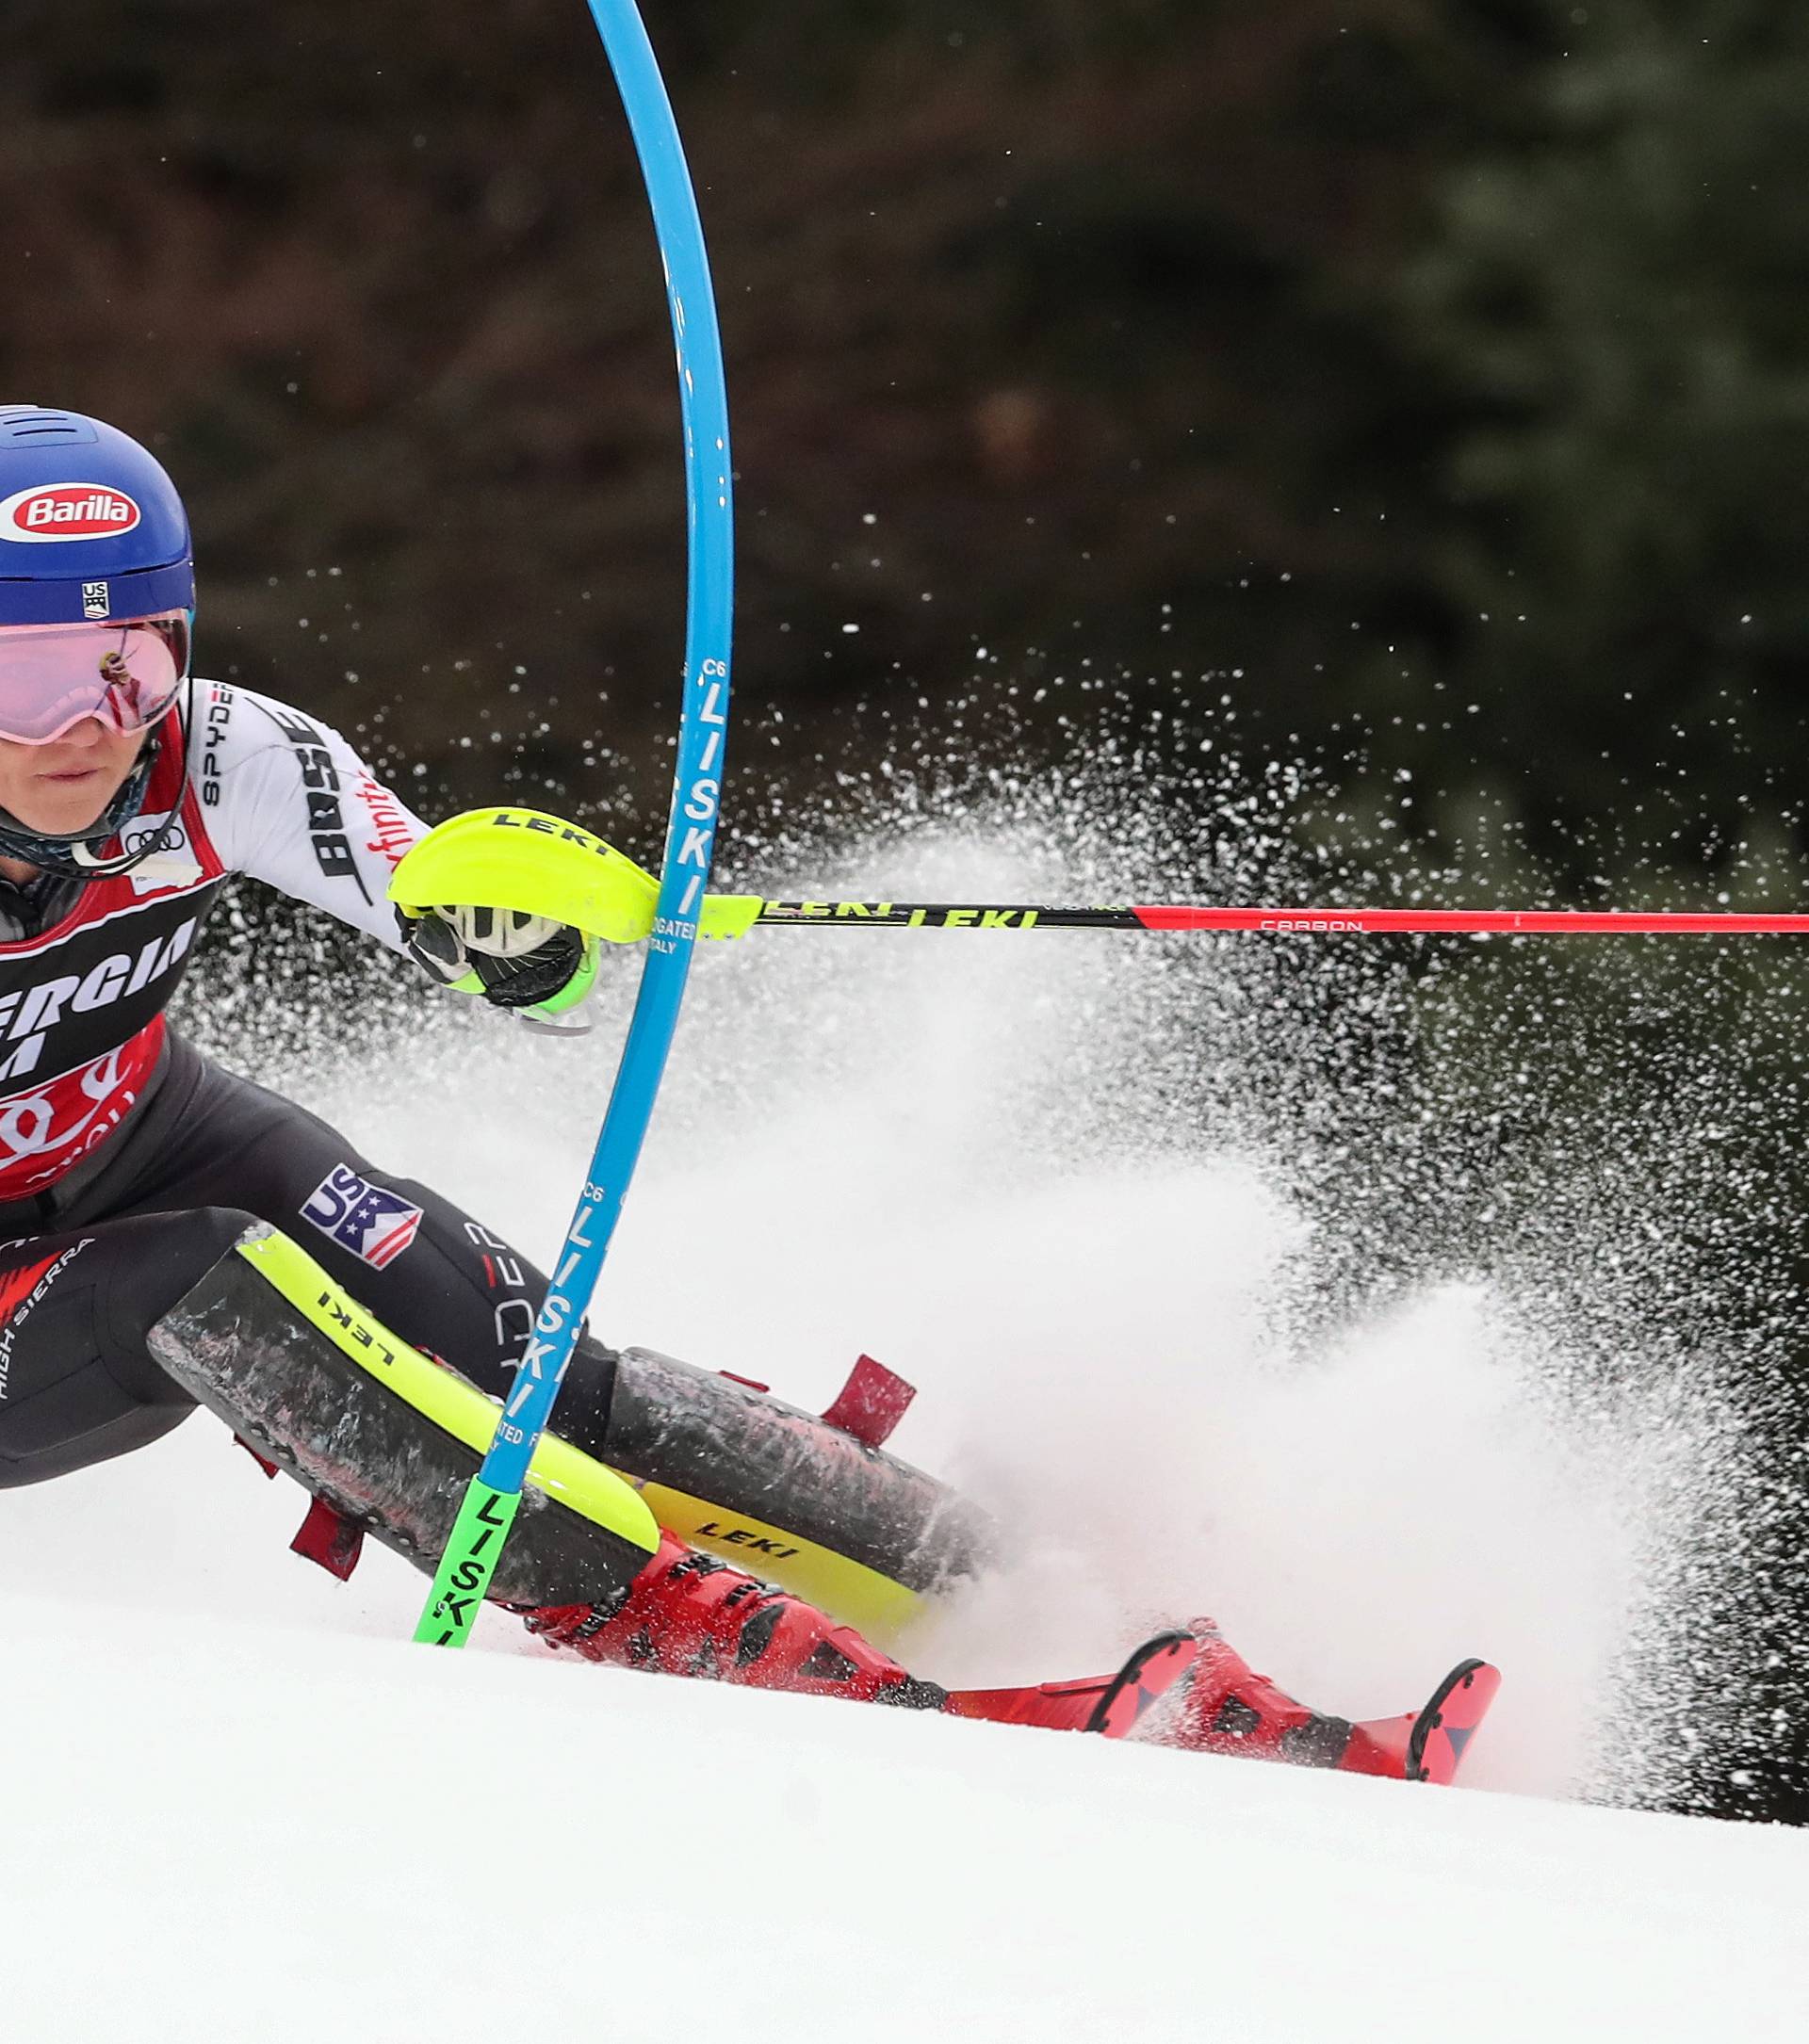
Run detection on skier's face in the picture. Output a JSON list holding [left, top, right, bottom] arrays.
[[0, 718, 148, 838]]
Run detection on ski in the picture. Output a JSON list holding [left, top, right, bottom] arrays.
[[949, 1634, 1499, 1785], [945, 1630, 1200, 1739]]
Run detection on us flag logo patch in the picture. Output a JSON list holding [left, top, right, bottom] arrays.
[[301, 1164, 424, 1270]]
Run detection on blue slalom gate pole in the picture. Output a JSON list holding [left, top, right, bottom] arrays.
[[416, 0, 733, 1644]]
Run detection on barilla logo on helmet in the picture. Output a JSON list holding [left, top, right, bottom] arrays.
[[0, 483, 143, 544]]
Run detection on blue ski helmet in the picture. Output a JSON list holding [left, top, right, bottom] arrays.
[[0, 406, 194, 625], [0, 407, 196, 878]]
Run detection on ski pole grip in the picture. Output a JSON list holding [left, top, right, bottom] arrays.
[[390, 806, 663, 945]]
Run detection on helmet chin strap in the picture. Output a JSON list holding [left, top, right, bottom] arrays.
[[67, 782, 182, 877]]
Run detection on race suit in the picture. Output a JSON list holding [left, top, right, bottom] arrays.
[[0, 681, 606, 1487]]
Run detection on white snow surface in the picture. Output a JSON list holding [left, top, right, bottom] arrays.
[[9, 1580, 1807, 2043], [13, 821, 1809, 2037]]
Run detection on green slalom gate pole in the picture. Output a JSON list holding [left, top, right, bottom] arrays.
[[414, 0, 733, 1647]]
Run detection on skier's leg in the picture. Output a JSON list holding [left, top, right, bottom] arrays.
[[90, 1043, 986, 1656], [562, 1344, 995, 1599], [146, 1225, 947, 1703], [97, 1043, 991, 1598], [89, 1037, 612, 1419], [0, 1208, 263, 1487]]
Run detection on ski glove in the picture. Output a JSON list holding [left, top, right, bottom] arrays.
[[399, 903, 600, 1023]]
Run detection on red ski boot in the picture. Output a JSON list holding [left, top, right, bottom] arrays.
[[522, 1530, 948, 1709], [1139, 1619, 1499, 1784], [1136, 1619, 1359, 1767]]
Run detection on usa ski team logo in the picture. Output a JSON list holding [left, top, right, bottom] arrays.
[[301, 1165, 423, 1270], [0, 484, 143, 543]]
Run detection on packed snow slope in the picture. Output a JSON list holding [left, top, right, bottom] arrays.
[[7, 1562, 1806, 2043]]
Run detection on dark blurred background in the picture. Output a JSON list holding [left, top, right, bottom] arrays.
[[7, 1, 1808, 1818], [6, 0, 1805, 866]]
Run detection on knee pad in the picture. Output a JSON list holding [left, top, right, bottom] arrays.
[[146, 1223, 659, 1608], [592, 1346, 997, 1626]]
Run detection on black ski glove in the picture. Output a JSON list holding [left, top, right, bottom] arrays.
[[399, 903, 599, 1019]]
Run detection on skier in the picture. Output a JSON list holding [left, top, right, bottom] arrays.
[[0, 407, 1494, 1779]]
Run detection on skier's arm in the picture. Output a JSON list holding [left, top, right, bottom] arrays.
[[195, 683, 424, 950], [199, 683, 598, 1017]]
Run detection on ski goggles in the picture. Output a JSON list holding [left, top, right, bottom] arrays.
[[0, 609, 189, 745]]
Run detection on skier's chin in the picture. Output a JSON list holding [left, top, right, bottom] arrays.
[[0, 732, 144, 839], [9, 775, 114, 837]]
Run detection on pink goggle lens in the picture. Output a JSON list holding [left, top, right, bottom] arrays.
[[0, 612, 189, 745]]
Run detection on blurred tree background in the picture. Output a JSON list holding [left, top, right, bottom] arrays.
[[5, 0, 1803, 866], [6, 1, 1808, 1820]]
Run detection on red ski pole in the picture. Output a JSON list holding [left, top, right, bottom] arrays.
[[731, 900, 1809, 937], [396, 812, 1809, 945]]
